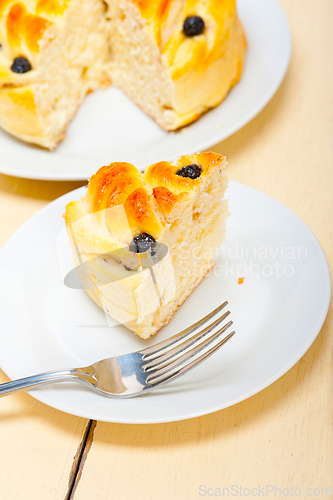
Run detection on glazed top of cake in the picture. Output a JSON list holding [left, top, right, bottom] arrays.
[[64, 152, 226, 254], [130, 0, 240, 80], [0, 0, 241, 85], [0, 0, 70, 85]]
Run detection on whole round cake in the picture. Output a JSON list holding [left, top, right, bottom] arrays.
[[0, 0, 246, 149]]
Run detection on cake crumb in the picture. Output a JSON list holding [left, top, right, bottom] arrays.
[[238, 277, 244, 284]]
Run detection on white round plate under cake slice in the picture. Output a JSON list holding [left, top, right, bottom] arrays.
[[0, 0, 291, 181], [0, 181, 330, 423]]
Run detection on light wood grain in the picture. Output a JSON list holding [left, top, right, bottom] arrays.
[[0, 388, 88, 499], [0, 169, 88, 499], [0, 0, 332, 498], [73, 1, 333, 498]]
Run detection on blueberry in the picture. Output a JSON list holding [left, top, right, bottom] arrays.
[[176, 164, 202, 179], [11, 57, 32, 74], [183, 16, 205, 37], [129, 233, 156, 254]]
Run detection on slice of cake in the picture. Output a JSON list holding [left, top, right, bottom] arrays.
[[0, 0, 110, 149], [0, 0, 246, 148], [64, 152, 229, 339]]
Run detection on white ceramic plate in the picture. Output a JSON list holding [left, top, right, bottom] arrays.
[[0, 181, 330, 423], [0, 0, 291, 181]]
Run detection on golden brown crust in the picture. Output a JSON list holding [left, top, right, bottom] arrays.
[[66, 152, 226, 241], [0, 1, 58, 145], [0, 0, 108, 148], [124, 186, 164, 237], [122, 0, 246, 131], [0, 1, 64, 146], [144, 152, 225, 193], [0, 1, 63, 77], [87, 162, 144, 213], [152, 186, 180, 214], [0, 84, 45, 138], [6, 2, 52, 53], [129, 0, 246, 79]]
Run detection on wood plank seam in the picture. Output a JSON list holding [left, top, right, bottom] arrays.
[[65, 419, 97, 500]]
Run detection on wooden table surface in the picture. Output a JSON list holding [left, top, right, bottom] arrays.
[[0, 1, 332, 499]]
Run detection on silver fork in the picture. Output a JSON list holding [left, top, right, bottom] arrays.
[[0, 302, 235, 399]]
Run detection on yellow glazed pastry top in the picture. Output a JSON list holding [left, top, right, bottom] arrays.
[[64, 152, 226, 252], [0, 0, 243, 80], [131, 0, 244, 80], [0, 0, 69, 81]]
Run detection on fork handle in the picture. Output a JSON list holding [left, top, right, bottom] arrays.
[[0, 369, 94, 397]]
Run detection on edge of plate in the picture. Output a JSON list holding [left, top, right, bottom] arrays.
[[0, 181, 330, 424]]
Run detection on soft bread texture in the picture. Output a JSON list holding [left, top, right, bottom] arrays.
[[64, 152, 229, 339], [0, 0, 246, 148]]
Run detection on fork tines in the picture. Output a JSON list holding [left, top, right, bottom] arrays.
[[141, 301, 235, 387]]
